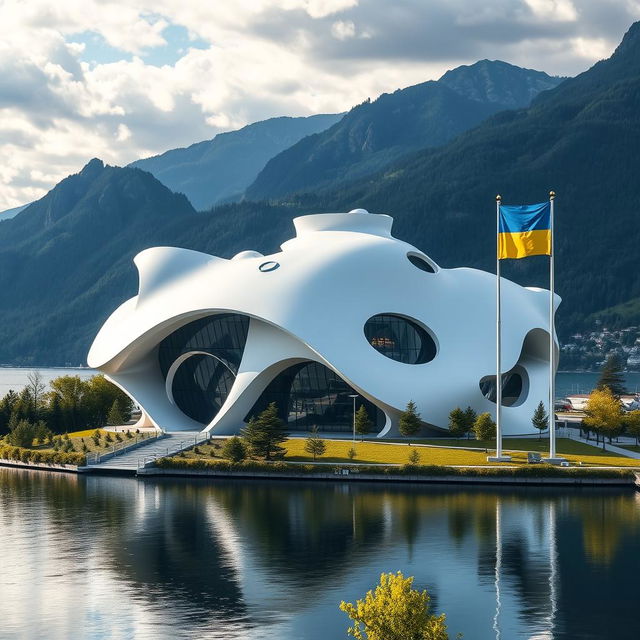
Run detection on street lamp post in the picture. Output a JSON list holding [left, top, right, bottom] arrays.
[[349, 394, 359, 442]]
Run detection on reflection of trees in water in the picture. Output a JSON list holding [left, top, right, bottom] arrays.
[[571, 492, 640, 565], [555, 490, 640, 640]]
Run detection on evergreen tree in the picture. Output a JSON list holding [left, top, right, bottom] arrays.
[[473, 412, 496, 441], [407, 448, 421, 465], [6, 419, 36, 448], [448, 407, 467, 437], [13, 388, 35, 423], [463, 406, 477, 438], [399, 400, 422, 438], [596, 354, 627, 397], [304, 427, 327, 460], [106, 399, 125, 426], [221, 436, 247, 463], [354, 405, 372, 440], [242, 402, 288, 460], [531, 401, 549, 439], [47, 393, 65, 434], [0, 390, 17, 435]]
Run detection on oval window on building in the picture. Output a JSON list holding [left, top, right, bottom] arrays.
[[364, 314, 436, 364], [407, 253, 436, 273]]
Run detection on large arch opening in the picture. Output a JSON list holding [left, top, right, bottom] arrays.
[[247, 361, 385, 432], [158, 314, 250, 424]]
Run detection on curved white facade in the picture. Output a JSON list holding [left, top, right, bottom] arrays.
[[88, 209, 559, 437]]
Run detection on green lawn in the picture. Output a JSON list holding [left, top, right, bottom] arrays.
[[175, 437, 640, 469], [374, 437, 625, 457]]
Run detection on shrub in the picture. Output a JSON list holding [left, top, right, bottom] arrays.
[[6, 420, 37, 448], [115, 433, 123, 443], [125, 431, 133, 439], [221, 436, 247, 463]]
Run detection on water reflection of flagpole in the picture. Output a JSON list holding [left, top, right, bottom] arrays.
[[548, 501, 558, 638], [493, 498, 502, 640]]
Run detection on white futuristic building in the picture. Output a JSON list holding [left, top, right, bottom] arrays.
[[88, 209, 559, 437]]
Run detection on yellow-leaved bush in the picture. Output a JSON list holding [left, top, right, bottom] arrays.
[[339, 571, 451, 640]]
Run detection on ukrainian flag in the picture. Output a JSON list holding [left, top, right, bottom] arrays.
[[498, 202, 551, 259]]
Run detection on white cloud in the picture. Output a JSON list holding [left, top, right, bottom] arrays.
[[331, 20, 357, 40], [525, 0, 578, 22], [0, 0, 638, 209]]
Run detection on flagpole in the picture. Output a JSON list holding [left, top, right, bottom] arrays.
[[549, 191, 557, 460], [496, 194, 503, 460]]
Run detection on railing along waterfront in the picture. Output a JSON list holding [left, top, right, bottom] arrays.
[[85, 431, 165, 465]]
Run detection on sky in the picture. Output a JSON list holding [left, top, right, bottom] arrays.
[[1, 0, 639, 210]]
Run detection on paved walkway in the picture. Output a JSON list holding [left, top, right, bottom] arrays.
[[89, 431, 203, 472], [563, 427, 640, 459]]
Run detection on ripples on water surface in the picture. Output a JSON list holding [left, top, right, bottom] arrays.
[[0, 469, 638, 639]]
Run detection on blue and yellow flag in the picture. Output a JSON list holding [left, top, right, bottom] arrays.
[[498, 202, 551, 259]]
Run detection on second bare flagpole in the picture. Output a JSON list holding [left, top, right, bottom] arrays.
[[496, 194, 504, 460], [549, 191, 557, 461]]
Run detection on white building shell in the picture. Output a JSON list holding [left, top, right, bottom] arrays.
[[88, 209, 559, 437]]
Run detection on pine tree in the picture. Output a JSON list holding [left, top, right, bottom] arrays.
[[596, 354, 627, 397], [531, 401, 549, 439], [106, 399, 124, 426], [447, 407, 467, 437], [304, 427, 327, 460], [354, 405, 372, 440], [399, 400, 422, 438], [463, 406, 477, 438], [241, 402, 288, 460], [47, 393, 65, 434]]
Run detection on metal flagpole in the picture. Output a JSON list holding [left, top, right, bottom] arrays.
[[549, 191, 557, 460], [496, 195, 503, 460]]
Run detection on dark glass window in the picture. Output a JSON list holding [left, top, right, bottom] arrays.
[[158, 314, 249, 424], [479, 370, 524, 407], [247, 361, 384, 432], [171, 355, 236, 424], [364, 314, 436, 364], [408, 254, 435, 273]]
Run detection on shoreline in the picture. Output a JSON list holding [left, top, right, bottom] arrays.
[[1, 457, 636, 488]]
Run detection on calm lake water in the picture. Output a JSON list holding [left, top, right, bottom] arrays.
[[0, 468, 637, 640], [0, 367, 95, 395]]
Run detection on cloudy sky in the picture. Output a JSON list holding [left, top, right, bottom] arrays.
[[1, 0, 639, 210]]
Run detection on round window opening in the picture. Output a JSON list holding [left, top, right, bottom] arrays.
[[259, 261, 280, 272], [407, 253, 435, 273], [364, 314, 436, 364], [479, 367, 528, 407]]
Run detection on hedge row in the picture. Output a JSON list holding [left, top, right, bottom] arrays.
[[155, 457, 635, 480], [0, 445, 86, 466]]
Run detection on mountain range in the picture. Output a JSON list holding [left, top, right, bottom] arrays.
[[129, 113, 342, 210], [2, 24, 640, 366], [246, 60, 563, 200]]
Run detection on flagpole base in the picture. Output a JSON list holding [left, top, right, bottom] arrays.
[[487, 455, 512, 462], [542, 457, 567, 465]]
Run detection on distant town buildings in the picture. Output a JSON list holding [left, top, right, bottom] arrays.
[[560, 326, 640, 371]]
